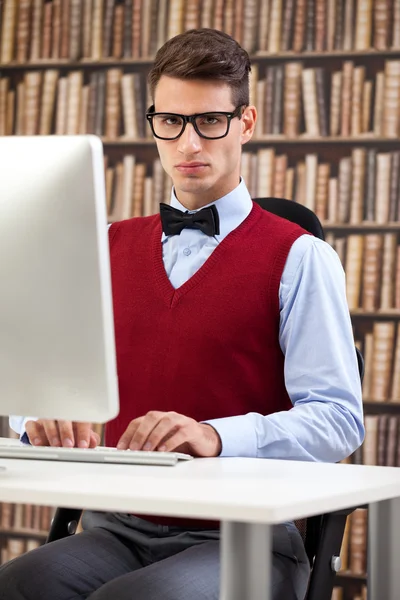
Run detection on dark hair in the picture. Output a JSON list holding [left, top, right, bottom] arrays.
[[148, 28, 252, 107]]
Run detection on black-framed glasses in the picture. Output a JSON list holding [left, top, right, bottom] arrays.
[[145, 105, 245, 140]]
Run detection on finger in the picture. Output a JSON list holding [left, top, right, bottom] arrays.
[[127, 412, 167, 451], [157, 429, 188, 453], [42, 420, 63, 446], [25, 420, 48, 446], [116, 419, 142, 450], [73, 422, 92, 448], [56, 421, 75, 447], [142, 419, 180, 452], [89, 431, 101, 448]]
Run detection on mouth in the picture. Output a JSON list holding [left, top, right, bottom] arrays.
[[175, 163, 209, 174]]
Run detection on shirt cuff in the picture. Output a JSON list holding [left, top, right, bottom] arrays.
[[202, 415, 258, 458], [20, 432, 31, 445], [20, 416, 37, 444]]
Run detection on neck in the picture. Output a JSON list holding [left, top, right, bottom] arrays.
[[174, 177, 241, 211]]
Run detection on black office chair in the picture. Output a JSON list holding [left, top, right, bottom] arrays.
[[46, 197, 365, 600]]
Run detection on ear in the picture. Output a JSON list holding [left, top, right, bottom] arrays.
[[240, 106, 257, 146]]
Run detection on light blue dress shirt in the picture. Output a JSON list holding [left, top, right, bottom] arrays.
[[10, 179, 364, 462]]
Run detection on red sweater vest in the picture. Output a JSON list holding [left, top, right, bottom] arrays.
[[105, 202, 306, 526]]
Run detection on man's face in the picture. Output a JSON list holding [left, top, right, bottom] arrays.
[[152, 76, 256, 209]]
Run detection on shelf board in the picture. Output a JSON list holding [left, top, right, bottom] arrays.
[[253, 49, 400, 61], [0, 529, 48, 540], [0, 57, 156, 69], [101, 136, 400, 147], [246, 136, 400, 145], [1, 48, 400, 70], [363, 401, 400, 413], [102, 138, 155, 146], [350, 309, 400, 317], [336, 571, 367, 583], [323, 222, 400, 231]]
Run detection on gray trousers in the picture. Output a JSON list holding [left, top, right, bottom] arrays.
[[0, 511, 310, 600]]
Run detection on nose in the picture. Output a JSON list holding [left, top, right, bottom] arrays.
[[177, 122, 202, 155]]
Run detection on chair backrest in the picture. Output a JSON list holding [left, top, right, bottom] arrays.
[[254, 197, 325, 240]]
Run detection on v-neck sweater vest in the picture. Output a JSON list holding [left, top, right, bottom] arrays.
[[105, 202, 306, 527]]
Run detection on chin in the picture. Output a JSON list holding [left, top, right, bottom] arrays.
[[178, 183, 212, 196], [177, 173, 214, 189]]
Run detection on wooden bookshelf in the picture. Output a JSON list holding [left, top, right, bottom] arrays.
[[1, 48, 400, 71], [99, 137, 400, 147], [1, 0, 400, 597]]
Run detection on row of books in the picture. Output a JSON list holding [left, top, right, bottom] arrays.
[[244, 148, 400, 225], [0, 537, 42, 566], [356, 414, 400, 467], [2, 57, 400, 141], [102, 148, 400, 226], [1, 73, 399, 224], [338, 508, 367, 577], [1, 0, 400, 65], [106, 155, 171, 222], [0, 467, 54, 565], [356, 322, 400, 403], [251, 60, 400, 138], [0, 416, 14, 439], [332, 585, 367, 600], [0, 69, 149, 138], [327, 233, 400, 312], [0, 501, 54, 534]]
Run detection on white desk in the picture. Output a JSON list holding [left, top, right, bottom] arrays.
[[0, 442, 399, 600]]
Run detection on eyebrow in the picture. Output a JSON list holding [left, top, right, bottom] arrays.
[[154, 109, 234, 115]]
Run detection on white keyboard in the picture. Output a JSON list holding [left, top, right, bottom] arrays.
[[0, 443, 193, 466]]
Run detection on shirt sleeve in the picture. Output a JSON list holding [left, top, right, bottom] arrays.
[[9, 416, 37, 444], [204, 234, 365, 462]]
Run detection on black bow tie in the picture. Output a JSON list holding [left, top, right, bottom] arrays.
[[159, 203, 220, 237]]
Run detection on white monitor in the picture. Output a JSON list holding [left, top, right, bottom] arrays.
[[0, 135, 119, 423]]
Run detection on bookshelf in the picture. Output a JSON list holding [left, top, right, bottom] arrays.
[[1, 0, 400, 597]]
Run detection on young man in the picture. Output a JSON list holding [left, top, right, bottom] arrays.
[[0, 28, 364, 600]]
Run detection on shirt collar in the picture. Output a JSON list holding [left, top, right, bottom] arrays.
[[161, 178, 253, 242]]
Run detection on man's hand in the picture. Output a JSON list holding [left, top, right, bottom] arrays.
[[25, 420, 100, 449], [116, 411, 222, 457]]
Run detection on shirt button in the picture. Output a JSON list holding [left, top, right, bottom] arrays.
[[183, 248, 191, 256]]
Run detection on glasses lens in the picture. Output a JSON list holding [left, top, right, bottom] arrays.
[[152, 114, 184, 139], [195, 113, 229, 138]]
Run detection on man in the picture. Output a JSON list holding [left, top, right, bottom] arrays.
[[0, 28, 363, 600]]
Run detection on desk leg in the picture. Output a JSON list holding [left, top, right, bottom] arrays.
[[220, 521, 271, 600], [368, 498, 400, 600]]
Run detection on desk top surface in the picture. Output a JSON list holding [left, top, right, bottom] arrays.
[[1, 438, 400, 523]]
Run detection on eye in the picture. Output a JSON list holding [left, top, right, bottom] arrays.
[[164, 116, 181, 126], [200, 115, 222, 125]]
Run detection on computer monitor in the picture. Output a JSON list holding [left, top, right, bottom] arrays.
[[0, 135, 119, 423]]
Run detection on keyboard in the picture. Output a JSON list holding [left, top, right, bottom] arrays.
[[0, 443, 193, 466]]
